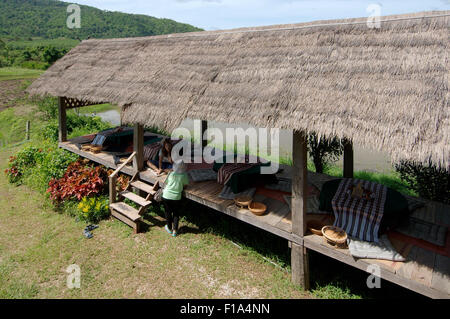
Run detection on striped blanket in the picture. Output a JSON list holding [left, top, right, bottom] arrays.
[[217, 163, 256, 185], [143, 143, 161, 161], [332, 178, 388, 243]]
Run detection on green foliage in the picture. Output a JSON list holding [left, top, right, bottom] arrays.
[[47, 161, 108, 203], [40, 114, 112, 142], [42, 46, 67, 64], [35, 96, 59, 120], [76, 196, 109, 223], [395, 160, 450, 204], [4, 143, 78, 190], [0, 0, 202, 40], [308, 133, 343, 174]]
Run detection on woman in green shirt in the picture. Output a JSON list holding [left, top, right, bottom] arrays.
[[162, 160, 189, 237]]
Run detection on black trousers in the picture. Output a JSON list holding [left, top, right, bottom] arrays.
[[162, 198, 180, 232]]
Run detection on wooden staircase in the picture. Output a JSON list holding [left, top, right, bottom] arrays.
[[108, 152, 159, 233]]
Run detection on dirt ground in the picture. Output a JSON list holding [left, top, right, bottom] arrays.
[[0, 80, 29, 111]]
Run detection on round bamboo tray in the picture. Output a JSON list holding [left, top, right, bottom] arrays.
[[234, 196, 252, 208], [321, 226, 347, 246], [307, 220, 325, 236], [249, 202, 267, 216]]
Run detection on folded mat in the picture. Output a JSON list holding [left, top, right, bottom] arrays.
[[348, 234, 406, 261], [394, 217, 447, 247], [219, 186, 256, 200], [188, 169, 218, 182]]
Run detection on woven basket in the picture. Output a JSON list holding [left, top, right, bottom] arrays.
[[90, 145, 103, 153], [322, 226, 347, 246], [249, 202, 267, 216], [234, 196, 253, 208], [307, 220, 325, 236]]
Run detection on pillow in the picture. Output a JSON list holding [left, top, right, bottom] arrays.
[[318, 179, 342, 212]]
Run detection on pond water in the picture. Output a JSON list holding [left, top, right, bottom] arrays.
[[91, 109, 393, 173]]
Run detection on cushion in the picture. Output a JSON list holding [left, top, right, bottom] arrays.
[[188, 169, 218, 182]]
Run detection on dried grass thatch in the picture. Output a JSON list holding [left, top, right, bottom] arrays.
[[27, 11, 449, 168]]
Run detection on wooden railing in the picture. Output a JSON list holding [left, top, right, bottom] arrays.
[[109, 152, 136, 205]]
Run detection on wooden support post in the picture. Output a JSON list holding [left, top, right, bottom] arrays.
[[58, 97, 67, 142], [291, 130, 310, 289], [109, 176, 117, 205], [343, 140, 354, 178], [292, 131, 308, 237], [201, 120, 208, 150], [25, 121, 30, 140], [291, 243, 310, 290], [133, 124, 144, 173]]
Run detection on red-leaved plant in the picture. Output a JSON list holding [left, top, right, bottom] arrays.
[[47, 161, 107, 203]]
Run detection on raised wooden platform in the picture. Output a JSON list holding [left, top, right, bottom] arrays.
[[59, 140, 450, 299]]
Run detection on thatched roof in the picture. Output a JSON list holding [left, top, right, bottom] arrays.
[[27, 11, 449, 168]]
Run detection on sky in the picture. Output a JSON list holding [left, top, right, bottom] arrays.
[[72, 0, 449, 30]]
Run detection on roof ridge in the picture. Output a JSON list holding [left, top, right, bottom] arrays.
[[83, 11, 450, 43]]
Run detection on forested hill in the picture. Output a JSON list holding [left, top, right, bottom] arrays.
[[0, 0, 202, 40]]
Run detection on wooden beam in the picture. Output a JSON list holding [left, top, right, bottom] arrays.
[[201, 120, 208, 150], [58, 97, 67, 142], [133, 124, 144, 172], [292, 130, 308, 237], [343, 140, 354, 178], [291, 130, 310, 289]]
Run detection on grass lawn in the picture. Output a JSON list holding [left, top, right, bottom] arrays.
[[0, 67, 43, 81], [69, 103, 120, 115]]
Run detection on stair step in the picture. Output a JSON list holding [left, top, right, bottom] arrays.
[[130, 181, 156, 195], [120, 191, 151, 207], [110, 202, 141, 222]]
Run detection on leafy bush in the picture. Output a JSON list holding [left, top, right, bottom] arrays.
[[35, 96, 58, 120], [40, 114, 111, 142], [395, 160, 450, 204], [4, 146, 44, 184], [308, 133, 344, 174], [4, 143, 78, 189], [20, 60, 48, 70], [77, 196, 110, 223], [47, 161, 108, 203]]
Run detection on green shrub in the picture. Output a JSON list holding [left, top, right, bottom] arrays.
[[35, 96, 58, 120], [4, 143, 78, 190], [395, 160, 450, 204], [40, 114, 112, 142], [41, 120, 59, 141], [20, 60, 48, 70], [4, 146, 44, 184], [76, 196, 110, 223]]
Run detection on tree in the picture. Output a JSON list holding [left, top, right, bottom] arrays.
[[42, 46, 67, 64], [395, 160, 450, 204], [308, 133, 343, 174]]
